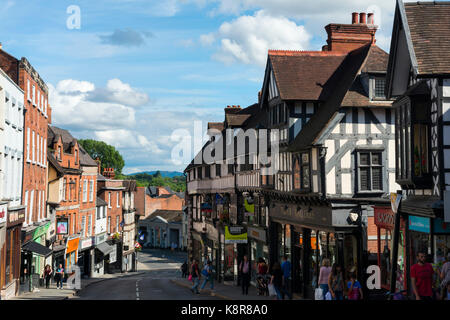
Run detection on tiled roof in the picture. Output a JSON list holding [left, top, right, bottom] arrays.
[[96, 197, 108, 207], [208, 122, 224, 132], [122, 180, 137, 192], [361, 45, 389, 73], [144, 210, 183, 223], [404, 2, 450, 75], [48, 126, 77, 152], [269, 50, 347, 101], [225, 113, 251, 126], [79, 145, 97, 167]]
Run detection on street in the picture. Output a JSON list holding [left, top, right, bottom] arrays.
[[72, 249, 220, 300]]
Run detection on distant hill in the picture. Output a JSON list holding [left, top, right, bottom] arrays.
[[129, 171, 184, 178]]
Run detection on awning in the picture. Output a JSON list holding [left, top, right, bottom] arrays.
[[22, 241, 52, 257], [96, 241, 114, 255], [400, 197, 443, 217]]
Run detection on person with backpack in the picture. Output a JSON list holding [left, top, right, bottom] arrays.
[[190, 259, 201, 294], [346, 269, 363, 300], [200, 260, 214, 291]]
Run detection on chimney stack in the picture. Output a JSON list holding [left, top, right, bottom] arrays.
[[359, 12, 367, 24], [352, 12, 359, 24], [367, 13, 374, 25]]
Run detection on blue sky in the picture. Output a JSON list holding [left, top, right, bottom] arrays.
[[0, 0, 402, 173]]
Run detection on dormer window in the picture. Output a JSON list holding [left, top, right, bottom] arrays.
[[372, 77, 386, 100], [57, 146, 62, 161], [75, 149, 78, 164]]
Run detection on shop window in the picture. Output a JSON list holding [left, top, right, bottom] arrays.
[[216, 164, 221, 177]]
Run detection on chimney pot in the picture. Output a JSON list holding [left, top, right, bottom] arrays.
[[359, 12, 367, 24], [368, 13, 374, 25], [352, 12, 359, 24]]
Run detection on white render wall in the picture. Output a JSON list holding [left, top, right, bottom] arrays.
[[443, 79, 450, 192], [0, 68, 24, 208]]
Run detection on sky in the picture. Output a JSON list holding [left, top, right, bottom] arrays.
[[0, 0, 402, 174]]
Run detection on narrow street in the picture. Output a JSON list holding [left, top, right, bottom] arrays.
[[72, 249, 220, 300]]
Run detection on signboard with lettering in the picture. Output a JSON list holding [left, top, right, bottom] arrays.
[[225, 226, 247, 244], [374, 207, 395, 230], [409, 216, 430, 233], [7, 208, 25, 227], [244, 197, 254, 217], [270, 203, 332, 227], [80, 237, 94, 250], [247, 227, 266, 242]]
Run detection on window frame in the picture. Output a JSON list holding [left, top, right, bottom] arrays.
[[356, 149, 384, 193], [292, 151, 311, 192]]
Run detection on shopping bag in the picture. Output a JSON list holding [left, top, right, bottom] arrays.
[[314, 287, 324, 300], [188, 274, 192, 281], [268, 284, 276, 297], [325, 291, 332, 300]]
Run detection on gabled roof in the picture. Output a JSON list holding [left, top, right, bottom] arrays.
[[288, 44, 372, 150], [122, 180, 137, 192], [79, 145, 97, 167], [404, 1, 450, 76], [267, 50, 347, 101], [96, 197, 108, 207], [143, 210, 183, 223], [48, 126, 78, 153]]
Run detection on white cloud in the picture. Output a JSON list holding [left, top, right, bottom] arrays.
[[89, 78, 150, 107], [94, 129, 164, 154], [56, 79, 95, 94], [202, 10, 311, 66]]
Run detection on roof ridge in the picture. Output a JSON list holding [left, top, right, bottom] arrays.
[[268, 49, 347, 56], [405, 1, 450, 5]]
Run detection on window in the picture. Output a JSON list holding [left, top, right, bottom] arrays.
[[37, 90, 40, 110], [24, 190, 29, 223], [197, 167, 202, 179], [216, 164, 221, 177], [36, 133, 40, 165], [27, 79, 31, 101], [96, 207, 101, 220], [116, 216, 120, 232], [57, 146, 61, 161], [103, 206, 107, 218], [374, 78, 386, 99], [87, 214, 92, 236], [43, 138, 46, 167], [293, 152, 310, 190], [83, 180, 88, 202], [89, 180, 94, 202], [228, 163, 234, 175], [27, 128, 30, 162], [81, 215, 86, 237], [108, 216, 111, 233], [75, 149, 78, 164], [32, 85, 36, 105], [117, 192, 120, 207], [63, 179, 67, 201], [205, 166, 211, 178], [32, 130, 35, 163], [357, 151, 383, 192], [108, 192, 111, 208]]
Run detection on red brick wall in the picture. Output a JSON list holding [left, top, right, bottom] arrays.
[[144, 193, 184, 217], [135, 187, 146, 216], [97, 180, 123, 235], [367, 216, 390, 254], [79, 174, 97, 236]]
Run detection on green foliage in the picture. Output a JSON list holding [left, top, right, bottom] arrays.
[[125, 173, 186, 192], [78, 139, 125, 174]]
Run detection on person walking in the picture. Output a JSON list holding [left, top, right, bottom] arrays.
[[411, 251, 434, 300], [346, 269, 363, 300], [270, 262, 283, 300], [239, 255, 251, 295], [328, 263, 344, 300], [256, 257, 269, 296], [318, 258, 332, 300], [439, 252, 450, 300], [181, 261, 188, 278], [281, 255, 292, 300], [43, 265, 52, 289], [55, 264, 64, 289], [190, 259, 201, 294], [200, 260, 214, 291]]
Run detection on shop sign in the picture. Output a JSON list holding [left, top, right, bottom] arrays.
[[409, 216, 430, 233], [390, 193, 402, 214], [109, 245, 117, 263], [433, 218, 450, 234], [66, 236, 80, 254], [244, 197, 255, 217], [33, 222, 50, 240], [271, 203, 332, 227], [96, 232, 107, 245], [215, 194, 224, 205], [7, 208, 25, 226], [374, 207, 395, 229], [0, 204, 7, 224], [80, 237, 94, 250], [247, 227, 266, 242], [56, 218, 68, 235], [201, 203, 212, 214], [225, 226, 247, 244]]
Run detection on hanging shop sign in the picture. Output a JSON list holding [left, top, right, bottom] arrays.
[[225, 226, 247, 244], [7, 208, 25, 227], [247, 227, 266, 242], [244, 197, 255, 217], [390, 193, 402, 214], [0, 204, 7, 224], [374, 207, 395, 230], [409, 215, 430, 233], [56, 218, 68, 235]]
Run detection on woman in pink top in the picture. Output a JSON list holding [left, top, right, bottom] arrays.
[[318, 258, 331, 299]]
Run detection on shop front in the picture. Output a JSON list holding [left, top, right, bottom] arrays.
[[191, 230, 204, 266], [223, 226, 247, 284], [1, 206, 24, 299], [93, 232, 109, 277], [0, 203, 7, 294], [204, 221, 220, 280], [65, 235, 80, 271], [247, 226, 268, 285], [78, 236, 95, 277]]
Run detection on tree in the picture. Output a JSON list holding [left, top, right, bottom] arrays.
[[78, 139, 125, 174]]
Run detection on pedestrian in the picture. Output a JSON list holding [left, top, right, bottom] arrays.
[[328, 263, 344, 300], [190, 259, 201, 294], [444, 281, 450, 301], [55, 264, 64, 289], [239, 255, 251, 295], [256, 257, 269, 296], [181, 261, 188, 278], [281, 255, 292, 300], [200, 260, 214, 291], [270, 262, 283, 300], [318, 258, 332, 300], [411, 251, 434, 300], [43, 265, 52, 289], [346, 269, 363, 300], [439, 252, 450, 300]]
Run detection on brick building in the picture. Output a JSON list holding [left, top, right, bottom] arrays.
[[143, 186, 184, 217]]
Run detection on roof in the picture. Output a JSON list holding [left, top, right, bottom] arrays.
[[404, 1, 450, 75], [225, 113, 251, 127], [122, 180, 137, 192], [361, 45, 389, 73], [208, 122, 224, 132], [96, 197, 108, 207], [79, 145, 97, 167], [268, 50, 347, 101], [144, 210, 183, 223], [97, 174, 106, 181], [288, 44, 372, 150], [22, 241, 52, 257], [47, 152, 82, 175], [48, 126, 77, 152]]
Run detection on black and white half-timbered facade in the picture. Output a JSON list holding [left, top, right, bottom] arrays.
[[256, 13, 399, 298], [385, 0, 450, 295]]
